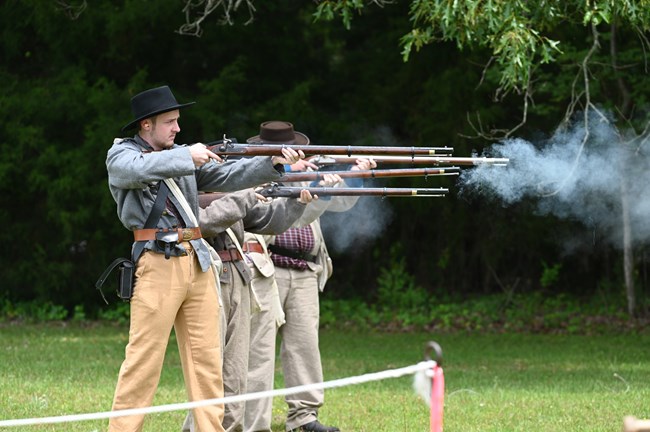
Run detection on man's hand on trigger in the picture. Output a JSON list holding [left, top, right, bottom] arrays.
[[190, 143, 223, 167], [289, 158, 319, 172], [271, 148, 304, 166], [253, 184, 272, 203], [254, 192, 271, 203]]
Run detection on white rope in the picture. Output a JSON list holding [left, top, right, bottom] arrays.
[[0, 360, 437, 427]]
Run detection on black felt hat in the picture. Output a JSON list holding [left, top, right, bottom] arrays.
[[121, 85, 195, 132]]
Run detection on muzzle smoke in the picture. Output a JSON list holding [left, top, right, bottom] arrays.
[[320, 195, 394, 254], [319, 125, 398, 254], [458, 113, 650, 249]]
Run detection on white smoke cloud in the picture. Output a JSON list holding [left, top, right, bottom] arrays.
[[458, 112, 650, 249], [318, 124, 399, 254], [320, 195, 394, 254]]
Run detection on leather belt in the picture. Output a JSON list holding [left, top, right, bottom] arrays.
[[133, 227, 202, 242], [218, 249, 243, 262], [242, 242, 264, 254], [268, 244, 317, 263]]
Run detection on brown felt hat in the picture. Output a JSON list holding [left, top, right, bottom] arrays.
[[246, 121, 310, 145], [121, 85, 195, 132]]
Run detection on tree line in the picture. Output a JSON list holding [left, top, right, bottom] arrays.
[[1, 0, 649, 317]]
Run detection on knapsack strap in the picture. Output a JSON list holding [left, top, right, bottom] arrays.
[[132, 181, 170, 262]]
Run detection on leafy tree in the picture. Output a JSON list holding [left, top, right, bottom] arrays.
[[311, 0, 650, 316], [2, 0, 649, 320]]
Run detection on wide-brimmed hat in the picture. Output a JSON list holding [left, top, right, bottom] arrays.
[[121, 85, 195, 132], [246, 121, 310, 145]]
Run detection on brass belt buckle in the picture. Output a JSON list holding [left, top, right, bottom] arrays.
[[181, 228, 193, 241]]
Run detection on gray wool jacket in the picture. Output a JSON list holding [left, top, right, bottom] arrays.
[[106, 135, 284, 272], [199, 189, 307, 285]]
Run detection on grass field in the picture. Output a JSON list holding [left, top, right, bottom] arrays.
[[1, 322, 649, 431]]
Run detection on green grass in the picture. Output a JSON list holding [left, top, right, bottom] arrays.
[[1, 323, 649, 431]]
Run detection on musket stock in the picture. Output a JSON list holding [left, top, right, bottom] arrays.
[[198, 191, 227, 209], [206, 140, 453, 157], [310, 155, 509, 166], [278, 167, 460, 183]]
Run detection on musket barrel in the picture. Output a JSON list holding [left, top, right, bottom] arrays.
[[197, 184, 447, 208], [278, 167, 460, 183], [311, 155, 509, 166], [207, 142, 454, 157], [259, 185, 448, 198]]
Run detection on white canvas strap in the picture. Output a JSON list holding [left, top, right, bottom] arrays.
[[249, 233, 285, 326], [164, 179, 223, 305], [225, 228, 262, 313]]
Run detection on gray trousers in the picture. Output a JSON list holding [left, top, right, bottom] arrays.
[[184, 262, 251, 432], [274, 266, 324, 431], [244, 275, 283, 432]]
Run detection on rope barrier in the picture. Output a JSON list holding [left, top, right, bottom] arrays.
[[0, 360, 441, 428]]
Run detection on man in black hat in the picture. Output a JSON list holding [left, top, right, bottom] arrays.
[[105, 86, 303, 432]]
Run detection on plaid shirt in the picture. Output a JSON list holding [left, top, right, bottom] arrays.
[[271, 226, 315, 270]]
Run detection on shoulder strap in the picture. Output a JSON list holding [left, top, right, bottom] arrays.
[[164, 178, 198, 225], [145, 181, 170, 228], [132, 181, 170, 262]]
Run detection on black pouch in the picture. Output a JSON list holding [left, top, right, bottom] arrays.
[[96, 257, 135, 303], [155, 230, 179, 259]]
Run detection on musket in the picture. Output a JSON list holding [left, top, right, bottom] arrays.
[[206, 139, 453, 157], [309, 155, 509, 166], [197, 184, 447, 209], [257, 184, 448, 198], [278, 167, 460, 183]]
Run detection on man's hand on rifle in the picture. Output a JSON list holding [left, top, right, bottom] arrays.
[[254, 185, 317, 203], [190, 143, 223, 167], [351, 157, 377, 171], [318, 173, 342, 187], [271, 148, 305, 166], [289, 158, 319, 172], [297, 189, 317, 204]]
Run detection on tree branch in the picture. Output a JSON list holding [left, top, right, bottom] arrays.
[[53, 0, 87, 20], [541, 22, 604, 198], [177, 0, 256, 37]]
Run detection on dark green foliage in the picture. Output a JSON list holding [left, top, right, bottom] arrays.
[[320, 290, 642, 334], [1, 1, 649, 319]]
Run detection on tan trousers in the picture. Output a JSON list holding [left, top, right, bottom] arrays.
[[109, 244, 225, 432], [274, 266, 324, 431]]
